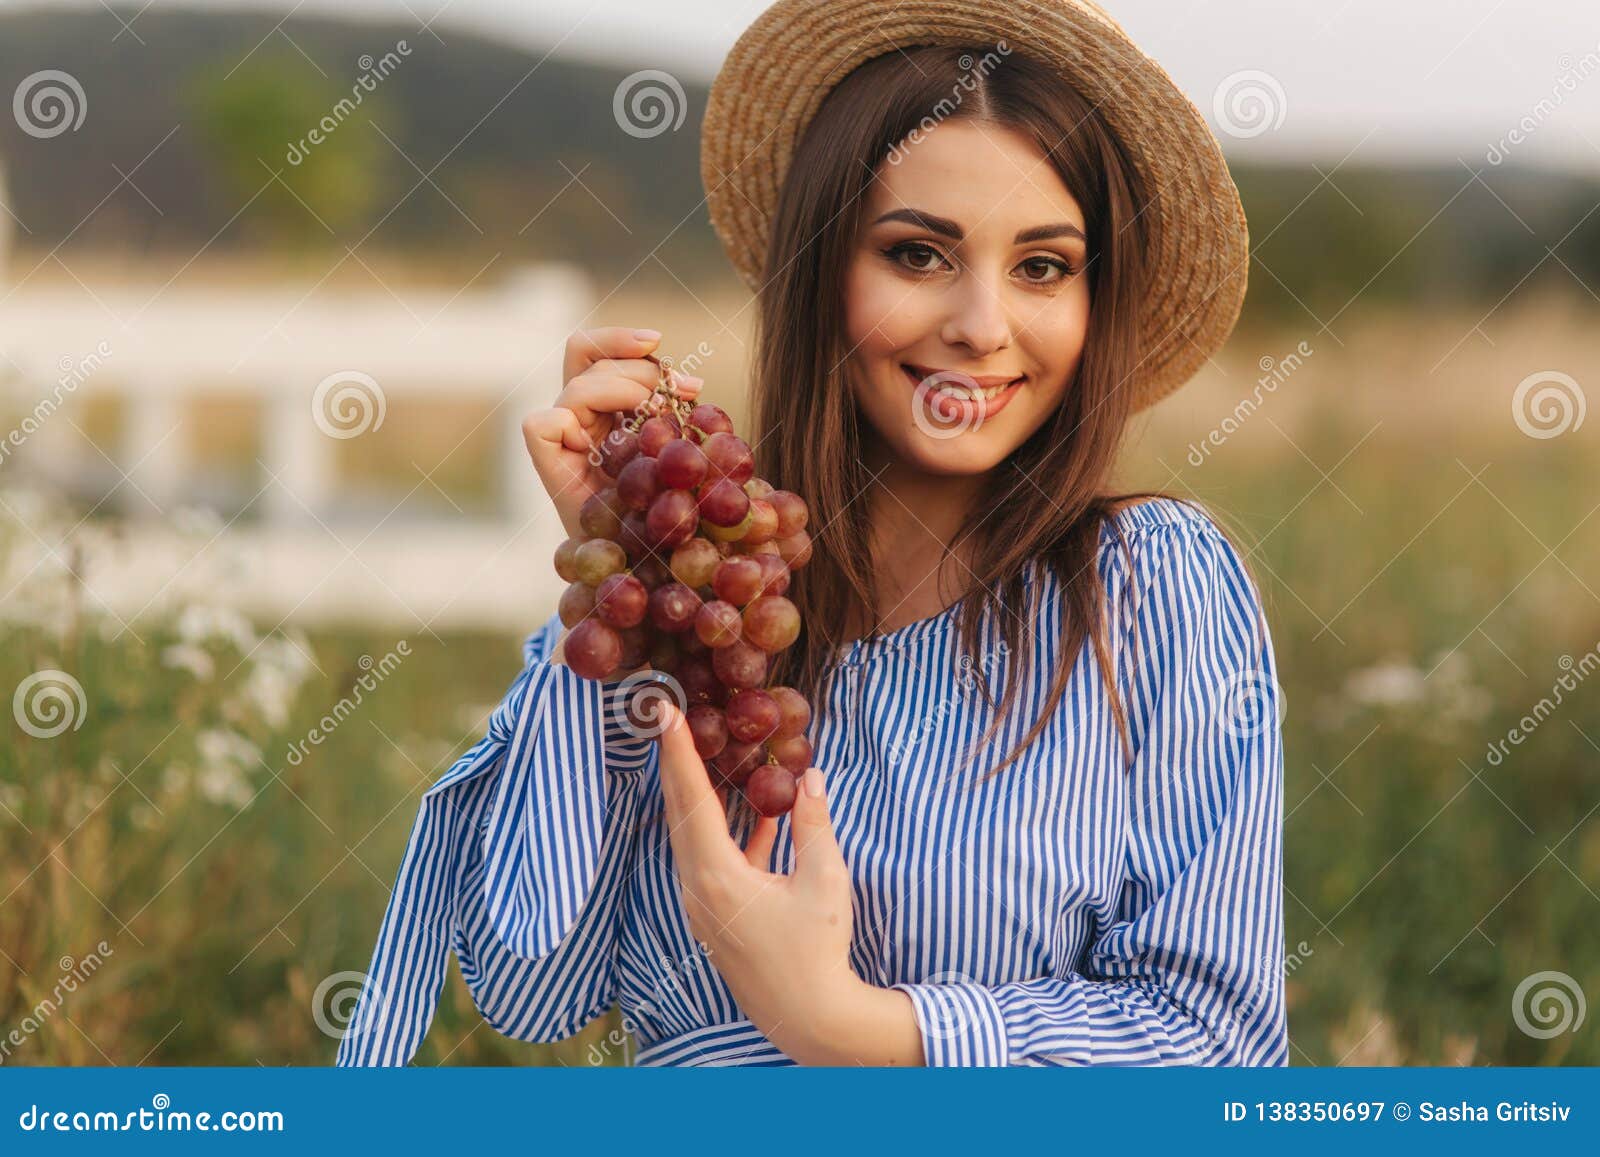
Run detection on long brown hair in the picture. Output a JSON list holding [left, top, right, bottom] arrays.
[[750, 43, 1212, 781]]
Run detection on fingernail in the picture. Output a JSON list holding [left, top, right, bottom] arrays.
[[634, 328, 661, 342], [802, 768, 825, 798]]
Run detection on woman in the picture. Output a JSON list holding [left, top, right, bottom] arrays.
[[339, 0, 1286, 1067]]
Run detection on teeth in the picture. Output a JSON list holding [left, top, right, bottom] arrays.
[[936, 382, 1009, 400], [909, 368, 1016, 401]]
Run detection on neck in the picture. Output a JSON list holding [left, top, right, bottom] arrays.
[[853, 438, 989, 635]]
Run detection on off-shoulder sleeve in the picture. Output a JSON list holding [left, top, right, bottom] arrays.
[[892, 519, 1288, 1066], [336, 611, 656, 1066]]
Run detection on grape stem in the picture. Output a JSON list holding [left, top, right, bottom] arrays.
[[630, 353, 697, 434]]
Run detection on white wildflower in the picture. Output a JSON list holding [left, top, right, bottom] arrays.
[[1344, 660, 1425, 707], [194, 728, 262, 810], [161, 642, 216, 681], [176, 604, 258, 654], [239, 631, 316, 730]]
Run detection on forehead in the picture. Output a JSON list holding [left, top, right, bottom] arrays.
[[865, 118, 1085, 232]]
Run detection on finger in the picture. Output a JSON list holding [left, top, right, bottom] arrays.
[[656, 702, 746, 873], [521, 407, 596, 515], [563, 326, 661, 385], [555, 374, 655, 435], [743, 815, 778, 871], [581, 357, 706, 395], [788, 768, 846, 890]]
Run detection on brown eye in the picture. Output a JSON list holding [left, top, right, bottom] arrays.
[[883, 242, 949, 274], [1019, 256, 1074, 284]]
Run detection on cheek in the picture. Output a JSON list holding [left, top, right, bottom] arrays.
[[1020, 289, 1091, 393], [844, 260, 934, 357]]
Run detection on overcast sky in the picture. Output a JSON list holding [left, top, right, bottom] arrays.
[[19, 0, 1600, 172]]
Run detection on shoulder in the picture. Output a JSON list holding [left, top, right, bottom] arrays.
[[1100, 494, 1226, 544], [1090, 496, 1266, 636]]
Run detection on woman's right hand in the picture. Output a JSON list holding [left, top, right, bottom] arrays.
[[522, 326, 703, 540]]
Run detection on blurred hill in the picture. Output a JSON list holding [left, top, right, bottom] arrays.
[[1, 5, 1599, 323]]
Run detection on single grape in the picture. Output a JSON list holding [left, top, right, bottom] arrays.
[[554, 537, 585, 583], [639, 416, 678, 457], [755, 553, 791, 597], [743, 478, 774, 501], [776, 529, 813, 568], [697, 477, 750, 528], [598, 428, 640, 478], [712, 639, 767, 689], [768, 686, 812, 738], [669, 537, 720, 589], [742, 499, 780, 545], [703, 432, 754, 483], [702, 510, 754, 543], [564, 619, 622, 680], [558, 581, 596, 628], [594, 572, 648, 629], [725, 689, 781, 744], [744, 540, 781, 558], [743, 595, 800, 652], [632, 555, 672, 590], [579, 488, 624, 539], [574, 538, 627, 585], [768, 490, 810, 538], [618, 512, 655, 564], [647, 581, 702, 633], [646, 489, 699, 549], [616, 455, 661, 511], [712, 740, 766, 788], [677, 654, 727, 706], [686, 704, 729, 761], [743, 763, 798, 816], [657, 438, 709, 491], [769, 734, 813, 775], [695, 599, 743, 648], [712, 556, 764, 606], [689, 402, 734, 436]]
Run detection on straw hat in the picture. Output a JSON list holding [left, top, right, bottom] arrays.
[[700, 0, 1250, 411]]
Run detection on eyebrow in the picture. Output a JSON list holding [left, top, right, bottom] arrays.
[[872, 207, 1086, 245]]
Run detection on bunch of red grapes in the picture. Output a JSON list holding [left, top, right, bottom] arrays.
[[553, 358, 816, 817]]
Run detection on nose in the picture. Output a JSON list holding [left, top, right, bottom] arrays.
[[939, 270, 1014, 357]]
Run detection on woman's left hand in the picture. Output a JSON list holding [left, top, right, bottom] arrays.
[[653, 700, 873, 1064]]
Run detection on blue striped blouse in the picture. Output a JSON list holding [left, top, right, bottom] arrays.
[[337, 496, 1288, 1066]]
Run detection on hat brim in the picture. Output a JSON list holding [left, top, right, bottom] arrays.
[[700, 0, 1249, 411]]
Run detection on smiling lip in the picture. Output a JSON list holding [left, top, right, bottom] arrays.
[[902, 364, 1026, 422]]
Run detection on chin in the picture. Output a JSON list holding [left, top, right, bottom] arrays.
[[893, 427, 1015, 475]]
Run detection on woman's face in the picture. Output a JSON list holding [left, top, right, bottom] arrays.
[[843, 118, 1091, 476]]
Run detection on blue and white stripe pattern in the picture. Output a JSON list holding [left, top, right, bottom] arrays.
[[337, 497, 1288, 1066]]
